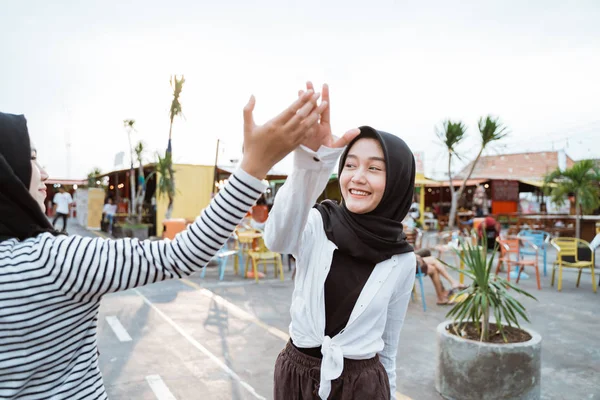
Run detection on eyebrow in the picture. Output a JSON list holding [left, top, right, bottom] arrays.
[[346, 154, 386, 163]]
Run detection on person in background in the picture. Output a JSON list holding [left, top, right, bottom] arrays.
[[478, 215, 501, 250], [102, 197, 117, 234], [52, 186, 73, 232], [415, 248, 466, 305], [250, 194, 269, 230]]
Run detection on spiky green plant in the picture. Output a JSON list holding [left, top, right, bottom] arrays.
[[443, 238, 536, 342]]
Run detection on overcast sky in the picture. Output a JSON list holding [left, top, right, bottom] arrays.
[[1, 0, 599, 179]]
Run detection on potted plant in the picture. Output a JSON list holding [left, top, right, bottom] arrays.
[[436, 238, 541, 400]]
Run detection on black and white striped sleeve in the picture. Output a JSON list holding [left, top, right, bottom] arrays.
[[44, 169, 266, 298]]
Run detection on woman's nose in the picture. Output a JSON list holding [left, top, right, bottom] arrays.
[[40, 166, 49, 182], [350, 169, 367, 184]]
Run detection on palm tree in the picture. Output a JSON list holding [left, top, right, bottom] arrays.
[[87, 167, 102, 187], [544, 159, 600, 238], [437, 120, 467, 228], [153, 152, 175, 219], [438, 116, 508, 228], [134, 141, 146, 224], [123, 119, 137, 218], [165, 75, 185, 219]]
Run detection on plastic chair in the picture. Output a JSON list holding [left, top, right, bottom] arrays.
[[411, 262, 427, 311], [202, 235, 240, 280], [518, 230, 550, 276], [236, 228, 262, 267], [495, 238, 541, 290], [245, 237, 284, 283], [432, 231, 460, 266], [550, 238, 597, 293]]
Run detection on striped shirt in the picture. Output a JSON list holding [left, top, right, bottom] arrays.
[[0, 169, 266, 400]]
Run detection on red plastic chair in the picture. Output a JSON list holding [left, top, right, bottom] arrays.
[[495, 237, 541, 290]]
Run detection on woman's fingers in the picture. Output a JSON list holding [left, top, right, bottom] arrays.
[[284, 92, 320, 130], [243, 95, 256, 132], [320, 83, 331, 125], [273, 90, 314, 125], [331, 128, 361, 148]]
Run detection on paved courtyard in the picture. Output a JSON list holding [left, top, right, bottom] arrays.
[[67, 220, 600, 399]]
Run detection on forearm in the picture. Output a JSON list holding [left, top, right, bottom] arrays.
[[379, 287, 413, 398], [264, 145, 342, 255], [52, 168, 267, 298]]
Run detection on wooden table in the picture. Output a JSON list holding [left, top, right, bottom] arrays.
[[236, 230, 263, 275]]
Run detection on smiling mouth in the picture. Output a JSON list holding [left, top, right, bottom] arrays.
[[349, 189, 371, 197]]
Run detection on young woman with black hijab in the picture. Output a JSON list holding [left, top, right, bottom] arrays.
[[0, 89, 327, 400], [265, 83, 416, 400]]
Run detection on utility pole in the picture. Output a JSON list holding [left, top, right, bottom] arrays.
[[212, 139, 220, 195]]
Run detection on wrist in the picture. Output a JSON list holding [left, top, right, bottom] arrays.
[[240, 157, 269, 180]]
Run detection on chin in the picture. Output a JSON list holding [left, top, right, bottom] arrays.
[[36, 199, 47, 213], [346, 203, 373, 215]]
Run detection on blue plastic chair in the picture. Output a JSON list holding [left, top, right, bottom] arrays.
[[412, 263, 427, 311], [201, 235, 241, 280], [518, 230, 550, 276]]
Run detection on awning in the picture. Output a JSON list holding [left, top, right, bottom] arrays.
[[423, 178, 489, 187], [415, 173, 439, 185], [46, 178, 86, 186], [519, 179, 556, 188]]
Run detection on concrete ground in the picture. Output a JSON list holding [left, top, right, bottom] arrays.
[[66, 220, 600, 400]]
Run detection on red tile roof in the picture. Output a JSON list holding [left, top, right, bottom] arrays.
[[456, 151, 575, 181]]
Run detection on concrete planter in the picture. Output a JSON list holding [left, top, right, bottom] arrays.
[[436, 321, 541, 400]]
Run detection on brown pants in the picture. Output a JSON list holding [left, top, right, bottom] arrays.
[[273, 341, 391, 400]]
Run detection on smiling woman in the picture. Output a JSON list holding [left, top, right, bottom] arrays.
[[265, 82, 417, 400]]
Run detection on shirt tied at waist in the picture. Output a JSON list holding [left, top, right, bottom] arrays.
[[318, 336, 344, 399]]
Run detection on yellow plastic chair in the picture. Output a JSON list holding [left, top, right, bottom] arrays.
[[550, 238, 597, 293], [245, 237, 284, 283]]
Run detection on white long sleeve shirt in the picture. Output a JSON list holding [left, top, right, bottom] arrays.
[[264, 145, 416, 400], [0, 169, 266, 400]]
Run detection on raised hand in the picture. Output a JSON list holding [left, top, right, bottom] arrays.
[[298, 82, 360, 151], [240, 90, 328, 179]]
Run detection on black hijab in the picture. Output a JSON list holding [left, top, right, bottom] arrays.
[[316, 126, 415, 264], [0, 112, 59, 242]]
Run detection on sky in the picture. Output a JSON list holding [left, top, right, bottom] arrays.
[[1, 0, 599, 180]]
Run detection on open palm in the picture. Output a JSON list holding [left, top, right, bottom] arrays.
[[300, 82, 359, 151]]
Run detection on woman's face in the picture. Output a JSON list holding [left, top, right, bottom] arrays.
[[340, 138, 386, 214], [29, 148, 49, 212]]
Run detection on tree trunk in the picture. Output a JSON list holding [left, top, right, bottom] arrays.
[[482, 303, 490, 342], [129, 167, 136, 218], [136, 165, 145, 225], [449, 194, 459, 230], [166, 196, 174, 220], [575, 202, 581, 239], [447, 151, 456, 229], [127, 131, 135, 218], [448, 146, 485, 230]]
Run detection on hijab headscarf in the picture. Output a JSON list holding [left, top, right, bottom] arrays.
[[0, 112, 60, 241], [316, 126, 415, 264]]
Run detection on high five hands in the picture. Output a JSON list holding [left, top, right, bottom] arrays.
[[240, 82, 360, 180], [241, 90, 327, 179], [298, 82, 360, 152]]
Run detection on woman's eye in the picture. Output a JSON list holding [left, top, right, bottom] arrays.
[[369, 166, 382, 171], [345, 163, 355, 168]]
